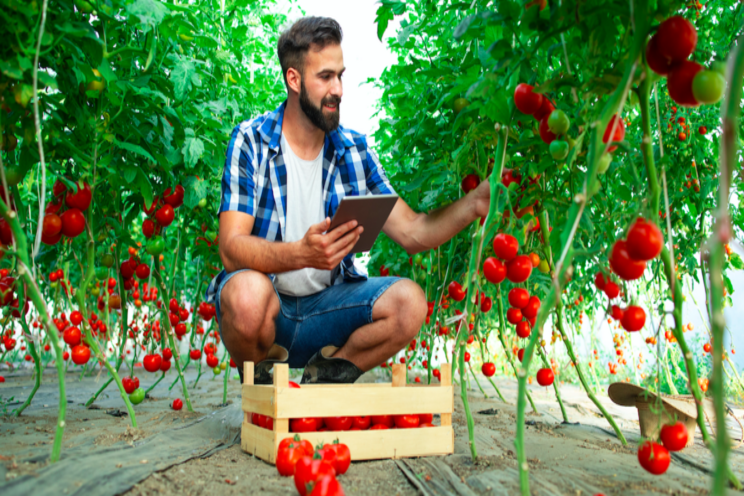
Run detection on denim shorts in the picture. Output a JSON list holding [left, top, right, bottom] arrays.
[[215, 269, 404, 368]]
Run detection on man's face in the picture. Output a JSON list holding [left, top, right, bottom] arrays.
[[298, 43, 344, 133]]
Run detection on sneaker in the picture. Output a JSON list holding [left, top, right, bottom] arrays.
[[300, 346, 363, 384], [237, 344, 289, 384]]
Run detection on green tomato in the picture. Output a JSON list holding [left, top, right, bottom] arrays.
[[213, 366, 221, 375], [519, 130, 534, 142], [4, 164, 28, 186], [413, 253, 424, 266], [692, 70, 726, 105], [50, 281, 58, 289], [74, 0, 94, 13], [547, 110, 570, 135], [206, 230, 217, 242], [220, 362, 227, 370], [538, 259, 550, 274], [101, 253, 115, 268], [90, 286, 100, 296], [95, 266, 108, 281], [146, 235, 165, 256], [711, 60, 726, 76], [129, 387, 145, 405], [549, 140, 569, 161], [197, 198, 207, 208], [453, 98, 470, 114], [597, 152, 613, 174]]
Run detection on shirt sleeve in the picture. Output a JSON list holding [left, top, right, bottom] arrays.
[[219, 123, 257, 216], [364, 143, 396, 196]]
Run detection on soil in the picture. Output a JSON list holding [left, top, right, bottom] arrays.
[[1, 365, 743, 496]]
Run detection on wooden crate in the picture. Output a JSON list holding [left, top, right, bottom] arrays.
[[241, 362, 454, 464]]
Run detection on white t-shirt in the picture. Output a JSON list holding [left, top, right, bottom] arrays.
[[273, 133, 332, 296]]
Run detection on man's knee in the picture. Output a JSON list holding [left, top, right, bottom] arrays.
[[220, 271, 279, 342], [375, 279, 427, 338]]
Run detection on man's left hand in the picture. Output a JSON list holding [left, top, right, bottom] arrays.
[[471, 177, 491, 219]]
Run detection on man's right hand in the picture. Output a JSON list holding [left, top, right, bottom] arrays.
[[299, 218, 364, 271]]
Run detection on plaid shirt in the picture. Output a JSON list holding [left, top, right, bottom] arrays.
[[205, 101, 396, 304]]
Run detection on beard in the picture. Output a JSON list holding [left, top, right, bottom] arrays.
[[299, 80, 341, 133]]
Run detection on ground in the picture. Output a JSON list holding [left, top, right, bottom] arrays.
[[1, 364, 743, 495]]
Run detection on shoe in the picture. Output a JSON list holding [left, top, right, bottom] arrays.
[[238, 344, 289, 384], [300, 346, 363, 384]]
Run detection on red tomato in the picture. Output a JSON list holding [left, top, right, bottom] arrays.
[[604, 281, 620, 299], [155, 204, 175, 227], [63, 326, 82, 346], [418, 413, 434, 424], [71, 344, 90, 365], [0, 218, 12, 245], [172, 398, 183, 411], [60, 208, 86, 238], [517, 348, 525, 362], [626, 218, 663, 261], [322, 442, 351, 475], [660, 421, 688, 452], [668, 60, 703, 107], [394, 414, 420, 429], [602, 115, 625, 152], [506, 255, 532, 283], [324, 417, 352, 431], [142, 219, 156, 239], [645, 35, 680, 76], [481, 296, 493, 313], [538, 115, 556, 144], [189, 349, 201, 360], [143, 353, 162, 372], [53, 179, 67, 197], [507, 307, 523, 325], [160, 359, 171, 372], [461, 174, 480, 194], [122, 376, 139, 394], [206, 353, 219, 368], [65, 181, 92, 211], [291, 418, 319, 433], [163, 185, 185, 208], [536, 368, 554, 386], [501, 169, 521, 189], [594, 273, 607, 290], [481, 362, 496, 377], [135, 263, 150, 280], [294, 456, 336, 496], [611, 304, 624, 321], [351, 416, 371, 430], [370, 415, 394, 428], [70, 310, 83, 325], [532, 97, 555, 121], [655, 16, 697, 63], [638, 441, 670, 475], [621, 305, 646, 332], [609, 240, 646, 281], [522, 296, 540, 320], [289, 381, 301, 388], [493, 233, 518, 261], [277, 441, 307, 477], [508, 288, 530, 308], [448, 281, 466, 302], [514, 83, 544, 115], [369, 424, 389, 430], [279, 436, 314, 457], [516, 320, 532, 338], [483, 257, 507, 284], [42, 213, 62, 237], [308, 473, 344, 496]]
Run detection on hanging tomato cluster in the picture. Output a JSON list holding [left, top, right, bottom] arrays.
[[142, 184, 184, 256], [41, 179, 92, 244]]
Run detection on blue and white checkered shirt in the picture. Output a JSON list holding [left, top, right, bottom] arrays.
[[204, 101, 396, 304]]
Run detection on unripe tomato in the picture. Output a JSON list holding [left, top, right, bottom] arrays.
[[146, 235, 165, 256], [493, 233, 518, 261], [514, 83, 543, 115], [129, 387, 146, 405], [547, 109, 570, 135], [692, 70, 726, 105], [549, 140, 569, 160]]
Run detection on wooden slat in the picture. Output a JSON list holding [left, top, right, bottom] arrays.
[[242, 385, 276, 416], [241, 421, 276, 463], [243, 362, 253, 385], [274, 386, 453, 418], [274, 363, 289, 389], [440, 363, 452, 427]]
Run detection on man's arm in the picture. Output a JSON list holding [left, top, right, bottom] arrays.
[[219, 211, 364, 274], [382, 177, 492, 254]]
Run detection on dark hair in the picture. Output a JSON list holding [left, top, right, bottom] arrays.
[[277, 17, 343, 87]]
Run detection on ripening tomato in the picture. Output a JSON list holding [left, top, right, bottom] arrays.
[[602, 115, 625, 152], [60, 208, 86, 237], [493, 233, 518, 261], [604, 281, 620, 299], [42, 213, 62, 237], [516, 320, 532, 338], [143, 353, 162, 372], [621, 305, 646, 332], [482, 362, 496, 377], [507, 307, 523, 325], [610, 240, 646, 281], [668, 60, 703, 107], [448, 281, 466, 302], [71, 344, 91, 365], [539, 115, 557, 144], [514, 83, 544, 115], [626, 218, 663, 261], [638, 441, 670, 475], [660, 421, 688, 451], [522, 296, 540, 319], [394, 414, 420, 429], [65, 181, 92, 211], [508, 288, 530, 309], [536, 368, 554, 386], [155, 204, 175, 227], [506, 255, 532, 283], [483, 257, 507, 284], [461, 174, 480, 194], [655, 16, 697, 63]]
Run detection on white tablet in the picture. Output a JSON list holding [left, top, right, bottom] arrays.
[[327, 194, 399, 253]]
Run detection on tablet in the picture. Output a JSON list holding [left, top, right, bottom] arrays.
[[327, 194, 399, 253]]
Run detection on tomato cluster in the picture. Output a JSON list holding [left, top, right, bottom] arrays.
[[42, 179, 92, 245]]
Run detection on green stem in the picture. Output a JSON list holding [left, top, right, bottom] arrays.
[[495, 286, 535, 411], [145, 371, 165, 395], [13, 319, 41, 417], [537, 345, 568, 423], [468, 361, 488, 398]]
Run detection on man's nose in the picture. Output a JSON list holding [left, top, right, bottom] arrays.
[[330, 75, 343, 99]]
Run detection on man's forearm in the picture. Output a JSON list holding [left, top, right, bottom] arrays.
[[220, 235, 304, 274], [409, 195, 478, 252]]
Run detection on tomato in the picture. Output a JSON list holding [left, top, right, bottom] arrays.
[[532, 96, 555, 121], [461, 174, 480, 193], [516, 320, 531, 338], [53, 179, 67, 197], [146, 235, 165, 255], [60, 208, 86, 237], [538, 115, 556, 144], [501, 169, 521, 189], [351, 416, 371, 430], [507, 288, 529, 309], [294, 456, 337, 496], [323, 442, 351, 475], [189, 349, 201, 360], [655, 16, 697, 63], [514, 83, 543, 115], [493, 233, 518, 261], [143, 198, 159, 216], [594, 272, 607, 290], [324, 417, 352, 431], [129, 387, 146, 405], [71, 344, 90, 365], [482, 362, 496, 377], [522, 296, 540, 319], [277, 441, 307, 477], [141, 353, 161, 372], [279, 436, 314, 457], [370, 424, 389, 430], [602, 115, 625, 152], [645, 35, 680, 76], [142, 219, 156, 239], [41, 230, 63, 245], [609, 240, 646, 281], [517, 348, 525, 362], [70, 310, 83, 325], [506, 255, 532, 283], [394, 414, 420, 429], [135, 263, 150, 280], [122, 376, 138, 394], [155, 204, 175, 227], [692, 69, 726, 104], [483, 257, 507, 284], [40, 213, 62, 238], [63, 326, 82, 346], [85, 68, 106, 93], [536, 368, 554, 386], [660, 421, 688, 451], [453, 97, 470, 114], [291, 418, 319, 433], [172, 398, 183, 411], [626, 218, 663, 261], [699, 125, 707, 135], [163, 185, 185, 208], [604, 281, 620, 299], [101, 253, 115, 268], [160, 359, 171, 372], [547, 109, 569, 135], [597, 152, 612, 174], [448, 281, 466, 302], [45, 197, 63, 214], [65, 181, 92, 211], [307, 473, 343, 496], [371, 415, 394, 428], [481, 296, 492, 313], [538, 259, 550, 273], [668, 60, 703, 107], [507, 307, 523, 325], [549, 140, 569, 160], [611, 304, 624, 321], [638, 441, 670, 475], [621, 305, 646, 332]]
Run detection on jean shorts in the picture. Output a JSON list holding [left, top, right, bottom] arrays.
[[214, 269, 404, 368]]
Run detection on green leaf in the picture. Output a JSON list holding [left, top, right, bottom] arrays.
[[126, 0, 170, 31], [114, 139, 155, 162], [182, 129, 204, 169], [136, 168, 154, 208], [122, 164, 138, 184], [169, 54, 198, 100], [182, 175, 207, 209], [730, 253, 744, 270]]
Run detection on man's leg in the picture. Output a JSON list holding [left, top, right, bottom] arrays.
[[330, 279, 428, 372], [219, 271, 282, 379]]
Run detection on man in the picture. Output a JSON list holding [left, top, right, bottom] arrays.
[[206, 17, 491, 384]]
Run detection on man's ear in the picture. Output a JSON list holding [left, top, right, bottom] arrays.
[[286, 68, 301, 95]]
